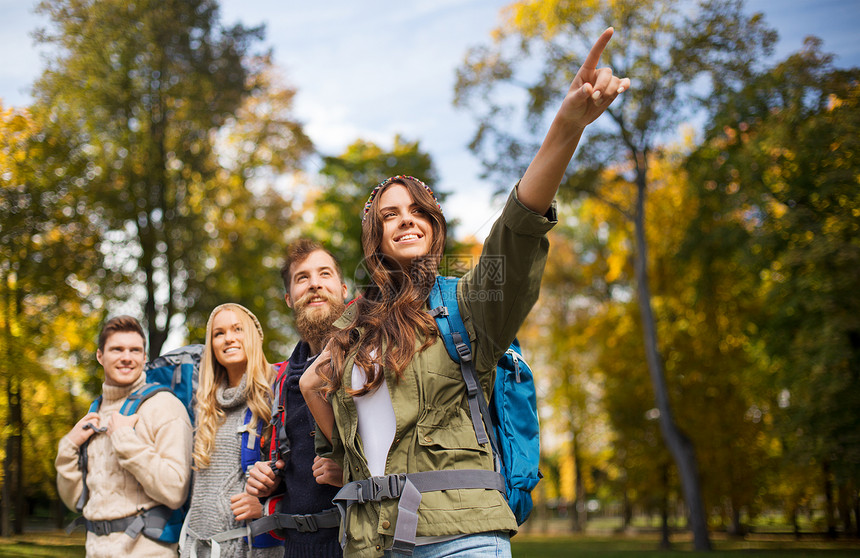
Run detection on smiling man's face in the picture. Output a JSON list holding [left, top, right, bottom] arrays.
[[286, 249, 347, 313], [286, 249, 348, 352], [97, 331, 146, 387]]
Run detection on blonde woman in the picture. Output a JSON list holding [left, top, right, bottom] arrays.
[[181, 303, 282, 558]]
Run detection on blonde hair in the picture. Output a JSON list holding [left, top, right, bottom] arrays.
[[192, 303, 274, 470]]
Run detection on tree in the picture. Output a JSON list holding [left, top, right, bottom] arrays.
[[0, 103, 103, 534], [182, 58, 314, 355], [521, 198, 626, 532], [33, 0, 267, 356], [454, 0, 778, 548], [685, 39, 860, 536]]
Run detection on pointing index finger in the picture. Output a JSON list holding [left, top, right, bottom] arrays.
[[583, 27, 614, 70]]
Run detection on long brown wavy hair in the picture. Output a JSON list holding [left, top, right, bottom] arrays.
[[192, 304, 274, 470], [319, 176, 447, 397]]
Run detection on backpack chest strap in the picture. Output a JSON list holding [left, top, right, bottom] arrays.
[[67, 505, 173, 540], [236, 421, 260, 450], [332, 470, 505, 555], [249, 506, 340, 537]]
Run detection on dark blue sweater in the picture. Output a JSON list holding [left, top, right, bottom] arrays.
[[273, 341, 341, 558]]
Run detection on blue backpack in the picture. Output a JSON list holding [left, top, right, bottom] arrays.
[[70, 344, 202, 542], [235, 408, 282, 549], [428, 276, 542, 524]]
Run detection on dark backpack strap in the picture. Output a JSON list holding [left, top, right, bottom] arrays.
[[67, 505, 173, 539], [73, 396, 104, 514], [428, 277, 496, 449], [249, 507, 340, 537], [269, 361, 290, 470], [74, 386, 166, 517]]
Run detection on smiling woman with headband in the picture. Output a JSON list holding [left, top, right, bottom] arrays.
[[301, 28, 630, 558]]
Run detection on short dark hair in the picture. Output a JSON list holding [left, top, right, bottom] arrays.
[[98, 315, 146, 351], [280, 239, 344, 291]]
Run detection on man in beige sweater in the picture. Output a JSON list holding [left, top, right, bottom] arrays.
[[56, 316, 193, 557]]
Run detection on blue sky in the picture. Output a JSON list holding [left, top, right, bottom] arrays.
[[2, 0, 859, 238]]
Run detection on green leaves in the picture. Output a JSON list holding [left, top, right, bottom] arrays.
[[30, 0, 306, 356], [684, 39, 860, 508]]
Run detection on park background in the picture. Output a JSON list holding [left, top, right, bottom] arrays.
[[1, 0, 859, 554]]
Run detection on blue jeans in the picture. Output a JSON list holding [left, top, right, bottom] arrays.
[[383, 532, 512, 558]]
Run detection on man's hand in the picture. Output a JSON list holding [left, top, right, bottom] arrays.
[[230, 492, 263, 521], [106, 412, 139, 436], [245, 460, 283, 497], [312, 456, 343, 487], [68, 412, 102, 446]]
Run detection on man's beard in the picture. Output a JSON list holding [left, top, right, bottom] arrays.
[[295, 290, 346, 353]]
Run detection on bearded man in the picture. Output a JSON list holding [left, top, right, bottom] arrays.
[[245, 239, 348, 557]]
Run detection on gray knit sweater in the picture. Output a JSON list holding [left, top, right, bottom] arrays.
[[181, 378, 283, 558]]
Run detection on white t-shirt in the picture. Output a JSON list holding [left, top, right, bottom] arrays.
[[351, 358, 396, 477], [351, 353, 463, 546]]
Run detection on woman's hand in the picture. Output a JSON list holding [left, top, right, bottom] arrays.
[[230, 491, 263, 521], [312, 456, 344, 487], [518, 27, 631, 214], [557, 27, 630, 131]]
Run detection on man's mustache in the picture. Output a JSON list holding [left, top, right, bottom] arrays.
[[296, 290, 340, 309]]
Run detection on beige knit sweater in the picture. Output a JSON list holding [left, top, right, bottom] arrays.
[[56, 373, 193, 558]]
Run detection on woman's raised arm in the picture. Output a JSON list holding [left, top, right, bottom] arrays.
[[518, 27, 630, 215]]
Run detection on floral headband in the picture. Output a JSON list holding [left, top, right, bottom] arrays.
[[361, 175, 442, 222]]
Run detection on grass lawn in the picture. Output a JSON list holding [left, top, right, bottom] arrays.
[[512, 533, 860, 557], [0, 532, 85, 557], [2, 530, 859, 557]]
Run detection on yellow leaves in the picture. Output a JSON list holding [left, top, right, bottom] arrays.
[[768, 197, 789, 219], [605, 251, 626, 282], [1, 105, 38, 173], [826, 93, 844, 111], [503, 0, 598, 40]]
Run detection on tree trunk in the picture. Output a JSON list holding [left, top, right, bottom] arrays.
[[854, 484, 859, 538], [660, 462, 671, 550], [823, 460, 837, 538], [571, 432, 585, 532], [838, 482, 852, 535], [54, 497, 66, 530], [10, 375, 23, 534], [622, 484, 632, 531], [729, 501, 743, 536], [633, 173, 711, 551], [1, 379, 11, 538], [792, 506, 800, 538], [1, 280, 13, 537]]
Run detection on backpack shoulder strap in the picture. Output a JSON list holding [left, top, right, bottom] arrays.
[[73, 386, 171, 518], [74, 396, 104, 513], [428, 276, 494, 447], [87, 396, 102, 414], [428, 276, 471, 362], [269, 362, 291, 465], [119, 383, 171, 416], [239, 408, 264, 476]]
